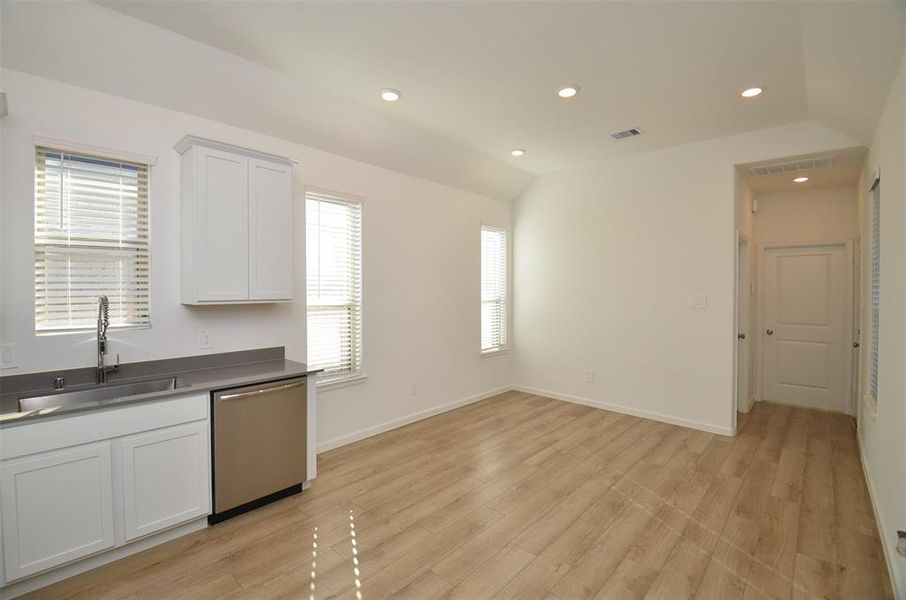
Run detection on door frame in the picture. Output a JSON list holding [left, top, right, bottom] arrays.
[[756, 240, 855, 414], [734, 230, 752, 427], [850, 238, 861, 420]]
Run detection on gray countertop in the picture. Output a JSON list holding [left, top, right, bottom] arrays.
[[0, 348, 320, 426]]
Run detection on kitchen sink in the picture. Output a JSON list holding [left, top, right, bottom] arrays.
[[18, 377, 190, 412]]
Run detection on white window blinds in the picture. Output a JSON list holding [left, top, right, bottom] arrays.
[[306, 192, 363, 382], [481, 227, 508, 353], [34, 146, 150, 333], [869, 179, 880, 402]]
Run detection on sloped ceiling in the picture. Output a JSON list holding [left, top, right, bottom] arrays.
[[3, 1, 905, 200], [0, 0, 534, 201]]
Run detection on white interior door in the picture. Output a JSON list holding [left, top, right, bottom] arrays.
[[761, 244, 851, 412], [851, 239, 861, 414], [736, 237, 751, 413]]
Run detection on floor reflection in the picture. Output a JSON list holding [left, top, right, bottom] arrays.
[[309, 510, 363, 599]]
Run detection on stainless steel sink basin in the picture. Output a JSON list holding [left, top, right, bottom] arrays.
[[18, 377, 189, 412]]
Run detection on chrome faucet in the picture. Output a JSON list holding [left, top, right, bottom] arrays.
[[96, 296, 119, 384]]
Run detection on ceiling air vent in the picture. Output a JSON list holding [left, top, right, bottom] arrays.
[[611, 127, 642, 140], [750, 156, 834, 177]]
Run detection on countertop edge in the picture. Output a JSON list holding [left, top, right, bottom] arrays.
[[1, 359, 322, 427]]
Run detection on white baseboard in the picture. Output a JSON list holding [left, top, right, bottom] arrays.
[[856, 427, 902, 599], [740, 395, 756, 414], [318, 383, 736, 453], [317, 385, 512, 452], [512, 385, 735, 436]]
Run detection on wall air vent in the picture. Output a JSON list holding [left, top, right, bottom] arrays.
[[750, 156, 834, 177], [611, 127, 642, 140]]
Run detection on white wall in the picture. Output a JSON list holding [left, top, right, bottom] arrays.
[[0, 69, 513, 448], [857, 47, 906, 596], [512, 122, 860, 435], [755, 185, 859, 244]]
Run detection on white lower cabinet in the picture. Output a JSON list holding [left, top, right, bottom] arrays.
[[0, 394, 211, 585], [0, 443, 116, 581], [121, 422, 210, 541]]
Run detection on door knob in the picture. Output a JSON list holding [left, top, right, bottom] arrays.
[[738, 333, 746, 340], [853, 342, 860, 348], [766, 329, 774, 336]]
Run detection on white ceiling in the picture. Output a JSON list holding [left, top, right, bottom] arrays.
[[739, 146, 867, 194], [1, 0, 534, 200], [3, 1, 905, 200], [98, 0, 905, 171]]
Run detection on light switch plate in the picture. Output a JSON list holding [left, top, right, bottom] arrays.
[[198, 329, 212, 349], [1, 344, 18, 369], [689, 295, 709, 310]]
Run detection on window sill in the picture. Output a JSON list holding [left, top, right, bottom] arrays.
[[317, 373, 368, 391], [480, 348, 509, 358]]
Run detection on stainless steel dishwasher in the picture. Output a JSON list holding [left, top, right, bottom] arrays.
[[210, 377, 307, 524]]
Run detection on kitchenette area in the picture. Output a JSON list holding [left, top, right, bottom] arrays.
[[1, 345, 318, 597], [2, 339, 321, 595], [0, 134, 321, 597]]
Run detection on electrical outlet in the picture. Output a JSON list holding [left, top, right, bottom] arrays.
[[585, 370, 595, 383], [198, 329, 212, 349], [410, 381, 418, 396]]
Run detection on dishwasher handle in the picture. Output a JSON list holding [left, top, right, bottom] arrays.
[[217, 379, 306, 402]]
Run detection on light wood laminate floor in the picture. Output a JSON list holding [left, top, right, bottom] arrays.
[[24, 391, 892, 599]]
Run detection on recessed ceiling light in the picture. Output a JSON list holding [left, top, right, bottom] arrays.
[[558, 85, 580, 99], [793, 176, 809, 183], [741, 87, 763, 98], [381, 88, 401, 102], [510, 149, 525, 157]]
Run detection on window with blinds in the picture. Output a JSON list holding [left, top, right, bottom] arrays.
[[868, 179, 881, 403], [306, 191, 363, 383], [481, 227, 508, 353], [34, 146, 150, 333]]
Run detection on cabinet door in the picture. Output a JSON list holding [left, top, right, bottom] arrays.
[[1, 442, 115, 581], [248, 158, 293, 300], [195, 147, 249, 301], [120, 421, 210, 542]]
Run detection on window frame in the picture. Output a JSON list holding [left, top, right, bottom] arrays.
[[480, 225, 509, 356], [304, 187, 366, 388], [33, 138, 154, 335], [867, 175, 881, 408]]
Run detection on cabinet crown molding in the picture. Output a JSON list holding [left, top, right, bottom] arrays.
[[174, 135, 293, 166]]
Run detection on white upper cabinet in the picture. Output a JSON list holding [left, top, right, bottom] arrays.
[[194, 146, 249, 302], [176, 136, 294, 304], [249, 158, 294, 300]]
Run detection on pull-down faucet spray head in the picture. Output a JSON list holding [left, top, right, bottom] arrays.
[[97, 295, 110, 353], [96, 296, 118, 383]]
